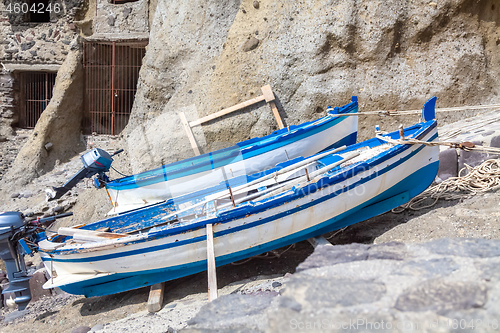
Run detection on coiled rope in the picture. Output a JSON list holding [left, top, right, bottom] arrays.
[[393, 159, 500, 213]]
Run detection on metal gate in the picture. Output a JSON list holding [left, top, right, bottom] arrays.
[[83, 41, 146, 135], [18, 71, 56, 128]]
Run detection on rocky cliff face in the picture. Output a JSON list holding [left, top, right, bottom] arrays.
[[120, 0, 500, 174], [1, 47, 85, 187], [1, 0, 500, 225]]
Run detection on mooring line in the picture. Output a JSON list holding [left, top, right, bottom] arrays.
[[331, 103, 500, 117]]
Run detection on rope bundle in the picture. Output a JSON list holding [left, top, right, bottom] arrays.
[[393, 159, 500, 213]]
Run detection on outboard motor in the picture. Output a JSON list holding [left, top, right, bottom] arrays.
[[0, 212, 33, 311], [46, 148, 123, 201], [0, 211, 73, 310]]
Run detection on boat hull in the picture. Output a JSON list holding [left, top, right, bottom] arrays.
[[105, 101, 358, 214], [40, 122, 438, 297]]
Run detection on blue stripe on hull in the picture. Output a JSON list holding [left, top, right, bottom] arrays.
[[59, 161, 438, 297]]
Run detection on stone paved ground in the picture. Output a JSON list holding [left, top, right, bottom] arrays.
[[183, 239, 500, 333]]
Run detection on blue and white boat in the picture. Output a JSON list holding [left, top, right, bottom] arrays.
[[104, 97, 358, 214], [37, 97, 439, 297]]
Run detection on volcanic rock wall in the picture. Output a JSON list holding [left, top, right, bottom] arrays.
[[121, 0, 500, 174]]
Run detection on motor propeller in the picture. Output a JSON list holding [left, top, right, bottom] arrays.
[[0, 211, 73, 310]]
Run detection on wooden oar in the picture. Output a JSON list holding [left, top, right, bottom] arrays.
[[58, 227, 128, 242], [213, 151, 360, 211], [157, 146, 349, 223], [249, 151, 360, 202], [206, 145, 348, 201]]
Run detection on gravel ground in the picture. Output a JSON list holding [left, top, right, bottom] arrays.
[[0, 241, 313, 333]]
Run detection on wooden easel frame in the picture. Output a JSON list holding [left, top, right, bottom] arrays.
[[178, 85, 284, 156]]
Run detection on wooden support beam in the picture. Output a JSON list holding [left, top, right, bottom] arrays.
[[206, 223, 218, 301], [261, 84, 275, 102], [189, 95, 266, 127], [179, 111, 201, 156], [269, 101, 284, 129], [307, 236, 333, 248], [179, 85, 283, 156], [147, 282, 165, 312], [261, 85, 284, 129]]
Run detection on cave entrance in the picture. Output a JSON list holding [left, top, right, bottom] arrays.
[[82, 41, 147, 135], [18, 71, 57, 128]]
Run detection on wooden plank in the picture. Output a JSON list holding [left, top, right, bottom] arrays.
[[147, 283, 165, 313], [178, 112, 201, 156], [58, 227, 127, 241], [206, 223, 218, 301], [189, 95, 266, 127], [269, 100, 284, 129], [261, 84, 275, 102], [307, 236, 333, 248], [261, 85, 284, 129]]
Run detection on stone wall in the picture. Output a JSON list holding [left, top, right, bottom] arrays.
[[0, 48, 86, 187], [0, 0, 151, 178], [0, 0, 85, 64], [0, 0, 86, 138], [0, 71, 15, 138], [93, 0, 150, 34]]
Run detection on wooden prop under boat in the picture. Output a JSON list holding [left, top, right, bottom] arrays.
[[38, 97, 439, 298]]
